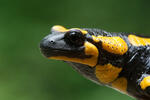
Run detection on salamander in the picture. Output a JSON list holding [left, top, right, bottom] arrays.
[[40, 25, 150, 100]]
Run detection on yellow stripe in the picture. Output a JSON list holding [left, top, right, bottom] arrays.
[[51, 25, 88, 34], [49, 42, 98, 67], [52, 25, 68, 32]]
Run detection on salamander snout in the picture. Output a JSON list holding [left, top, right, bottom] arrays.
[[40, 37, 55, 50], [40, 33, 65, 57]]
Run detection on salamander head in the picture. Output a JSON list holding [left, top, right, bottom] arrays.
[[40, 25, 99, 67], [40, 25, 128, 86]]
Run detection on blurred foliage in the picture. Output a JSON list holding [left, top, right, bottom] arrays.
[[1, 0, 150, 100]]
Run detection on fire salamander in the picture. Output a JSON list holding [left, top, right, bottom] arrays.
[[40, 25, 150, 100]]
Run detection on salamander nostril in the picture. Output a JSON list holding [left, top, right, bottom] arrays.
[[50, 40, 54, 43], [48, 40, 55, 45], [40, 38, 56, 50]]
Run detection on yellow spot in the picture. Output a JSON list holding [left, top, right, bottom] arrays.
[[52, 25, 68, 32], [111, 77, 127, 93], [51, 25, 88, 34], [92, 36, 128, 55], [49, 42, 98, 67], [140, 76, 150, 90], [95, 64, 122, 83], [128, 35, 150, 46]]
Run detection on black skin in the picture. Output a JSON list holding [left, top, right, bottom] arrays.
[[40, 28, 150, 100]]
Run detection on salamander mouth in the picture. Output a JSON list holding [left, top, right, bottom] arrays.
[[39, 26, 93, 60], [40, 46, 91, 59], [40, 48, 59, 57], [40, 48, 70, 58]]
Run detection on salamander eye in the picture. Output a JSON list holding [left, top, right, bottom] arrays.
[[65, 29, 85, 46]]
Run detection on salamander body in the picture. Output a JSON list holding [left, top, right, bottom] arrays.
[[40, 25, 150, 100]]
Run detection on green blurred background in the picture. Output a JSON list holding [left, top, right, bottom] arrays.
[[1, 0, 150, 100]]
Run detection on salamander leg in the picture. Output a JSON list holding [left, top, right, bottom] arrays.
[[139, 74, 150, 97]]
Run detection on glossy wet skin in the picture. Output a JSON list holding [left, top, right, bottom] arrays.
[[40, 29, 85, 57], [40, 25, 150, 100], [40, 26, 99, 67]]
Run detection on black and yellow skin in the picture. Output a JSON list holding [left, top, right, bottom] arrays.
[[40, 25, 150, 100]]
